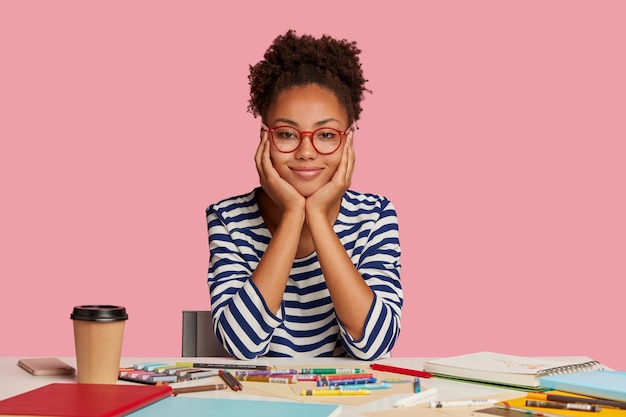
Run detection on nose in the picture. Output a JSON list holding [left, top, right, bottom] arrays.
[[294, 132, 317, 158]]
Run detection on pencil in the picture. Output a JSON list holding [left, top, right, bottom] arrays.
[[526, 400, 601, 412], [528, 393, 626, 410], [176, 362, 272, 371], [219, 370, 243, 391], [172, 383, 227, 395]]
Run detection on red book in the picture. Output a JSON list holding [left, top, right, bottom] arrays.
[[0, 383, 172, 417]]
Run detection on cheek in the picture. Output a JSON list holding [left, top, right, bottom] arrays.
[[268, 149, 288, 169], [326, 154, 342, 170]]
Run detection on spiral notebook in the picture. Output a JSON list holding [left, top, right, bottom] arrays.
[[423, 352, 605, 390]]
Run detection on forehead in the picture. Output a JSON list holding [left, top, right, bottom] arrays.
[[267, 84, 348, 126]]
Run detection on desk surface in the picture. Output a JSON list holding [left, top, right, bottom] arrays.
[[0, 356, 593, 417]]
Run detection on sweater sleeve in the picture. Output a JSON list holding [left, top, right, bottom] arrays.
[[206, 206, 283, 360], [338, 198, 403, 360]]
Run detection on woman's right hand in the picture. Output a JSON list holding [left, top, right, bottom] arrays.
[[255, 131, 305, 212]]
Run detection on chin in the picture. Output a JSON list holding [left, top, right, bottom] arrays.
[[292, 183, 322, 198]]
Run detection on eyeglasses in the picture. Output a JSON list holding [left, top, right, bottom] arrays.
[[261, 123, 354, 155]]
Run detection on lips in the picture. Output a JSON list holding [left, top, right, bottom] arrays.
[[290, 166, 323, 179]]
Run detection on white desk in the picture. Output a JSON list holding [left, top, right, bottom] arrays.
[[0, 356, 592, 417]]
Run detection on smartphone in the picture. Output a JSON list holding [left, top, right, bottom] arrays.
[[18, 358, 76, 376]]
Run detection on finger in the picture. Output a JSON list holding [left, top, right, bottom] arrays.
[[255, 140, 265, 173], [260, 139, 283, 189], [345, 135, 356, 183], [261, 135, 273, 173], [255, 132, 270, 181], [336, 135, 352, 184]]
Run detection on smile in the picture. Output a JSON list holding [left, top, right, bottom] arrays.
[[290, 166, 323, 179]]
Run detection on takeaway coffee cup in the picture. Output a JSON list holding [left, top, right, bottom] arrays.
[[70, 305, 128, 384]]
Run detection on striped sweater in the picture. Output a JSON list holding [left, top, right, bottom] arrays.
[[206, 188, 402, 360]]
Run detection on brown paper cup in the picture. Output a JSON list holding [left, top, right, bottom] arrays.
[[71, 305, 128, 384]]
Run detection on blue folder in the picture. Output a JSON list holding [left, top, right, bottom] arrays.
[[540, 370, 626, 402], [128, 396, 341, 417]]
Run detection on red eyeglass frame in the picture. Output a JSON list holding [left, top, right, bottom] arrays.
[[261, 123, 355, 155]]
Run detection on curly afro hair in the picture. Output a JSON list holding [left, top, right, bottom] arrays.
[[248, 30, 371, 124]]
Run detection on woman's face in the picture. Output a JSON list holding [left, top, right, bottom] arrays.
[[264, 84, 350, 197]]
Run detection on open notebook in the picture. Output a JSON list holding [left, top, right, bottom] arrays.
[[423, 352, 605, 390]]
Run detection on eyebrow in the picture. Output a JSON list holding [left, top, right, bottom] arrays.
[[271, 118, 343, 128]]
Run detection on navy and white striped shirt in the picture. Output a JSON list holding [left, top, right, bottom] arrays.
[[206, 188, 402, 360]]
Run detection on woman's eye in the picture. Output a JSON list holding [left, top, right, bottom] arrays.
[[276, 131, 298, 140], [316, 131, 338, 140]]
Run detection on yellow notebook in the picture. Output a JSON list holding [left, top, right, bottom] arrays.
[[495, 391, 626, 417]]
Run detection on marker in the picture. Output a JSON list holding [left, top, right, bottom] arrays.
[[218, 370, 243, 391], [172, 383, 227, 395], [235, 369, 298, 377], [526, 400, 601, 412], [321, 373, 374, 381], [430, 399, 498, 408], [133, 362, 168, 371], [118, 373, 168, 385], [118, 376, 158, 385], [174, 368, 201, 379], [152, 365, 174, 373], [163, 366, 188, 375], [188, 370, 220, 380], [239, 376, 296, 383], [176, 362, 272, 371], [500, 403, 546, 417], [336, 382, 392, 390], [322, 377, 377, 387], [143, 363, 169, 372], [132, 371, 170, 381], [370, 363, 433, 378], [118, 368, 136, 377], [414, 378, 421, 393], [301, 368, 365, 374], [301, 389, 370, 396], [145, 374, 178, 383], [382, 378, 412, 384], [291, 374, 320, 381], [527, 393, 626, 410], [394, 388, 438, 407], [179, 369, 214, 381]]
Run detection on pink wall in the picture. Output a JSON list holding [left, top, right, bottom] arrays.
[[1, 1, 624, 369]]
